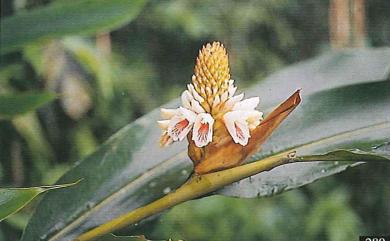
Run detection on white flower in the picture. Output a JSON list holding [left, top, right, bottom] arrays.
[[158, 108, 176, 146], [159, 84, 263, 147], [192, 113, 214, 147], [158, 42, 263, 148], [158, 85, 207, 147], [223, 97, 263, 146], [157, 107, 194, 146], [181, 89, 205, 114]]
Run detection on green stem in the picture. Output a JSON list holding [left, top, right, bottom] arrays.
[[75, 151, 293, 241]]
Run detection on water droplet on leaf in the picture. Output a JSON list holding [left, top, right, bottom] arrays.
[[163, 187, 171, 194], [181, 169, 188, 175]]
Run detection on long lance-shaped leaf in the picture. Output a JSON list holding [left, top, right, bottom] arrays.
[[76, 146, 390, 240], [76, 127, 390, 240], [75, 99, 390, 240], [218, 124, 390, 197], [22, 49, 390, 241], [0, 181, 79, 222], [219, 79, 390, 197], [0, 0, 147, 54]]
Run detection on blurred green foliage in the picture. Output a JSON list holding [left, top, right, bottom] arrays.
[[150, 182, 362, 241], [0, 92, 55, 119], [0, 0, 389, 240]]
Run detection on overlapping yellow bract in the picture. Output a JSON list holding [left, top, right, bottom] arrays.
[[193, 42, 231, 111]]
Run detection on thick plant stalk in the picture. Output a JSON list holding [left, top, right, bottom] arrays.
[[75, 151, 293, 241]]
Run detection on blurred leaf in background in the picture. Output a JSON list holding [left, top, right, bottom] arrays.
[[0, 0, 147, 54], [0, 92, 55, 119]]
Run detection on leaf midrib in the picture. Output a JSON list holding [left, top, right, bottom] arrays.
[[291, 122, 390, 156]]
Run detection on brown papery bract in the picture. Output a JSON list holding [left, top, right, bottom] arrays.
[[190, 89, 301, 174]]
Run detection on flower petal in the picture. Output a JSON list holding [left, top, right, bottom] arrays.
[[192, 113, 214, 147], [223, 111, 250, 146], [190, 99, 205, 114], [166, 107, 196, 141], [221, 91, 229, 102], [160, 131, 173, 147], [181, 90, 193, 109], [179, 107, 197, 122], [228, 85, 237, 97], [233, 97, 259, 111], [188, 84, 204, 103], [224, 93, 244, 111], [227, 79, 236, 97], [180, 88, 205, 114], [233, 93, 245, 102], [245, 110, 263, 130], [160, 108, 179, 119], [157, 120, 170, 130], [168, 116, 193, 141]]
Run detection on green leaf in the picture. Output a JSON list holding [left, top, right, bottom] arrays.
[[22, 48, 390, 241], [3, 212, 31, 231], [0, 181, 80, 222], [219, 144, 390, 198], [0, 92, 56, 119], [218, 79, 390, 197], [0, 0, 147, 54]]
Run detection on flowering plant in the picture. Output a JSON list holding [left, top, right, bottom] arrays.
[[159, 42, 263, 148], [158, 42, 300, 174]]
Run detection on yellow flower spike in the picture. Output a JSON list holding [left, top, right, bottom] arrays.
[[158, 41, 301, 174], [193, 42, 230, 104]]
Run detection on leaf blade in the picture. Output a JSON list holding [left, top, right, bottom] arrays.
[[218, 80, 390, 197], [0, 182, 79, 222], [218, 122, 390, 198], [0, 0, 147, 54]]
